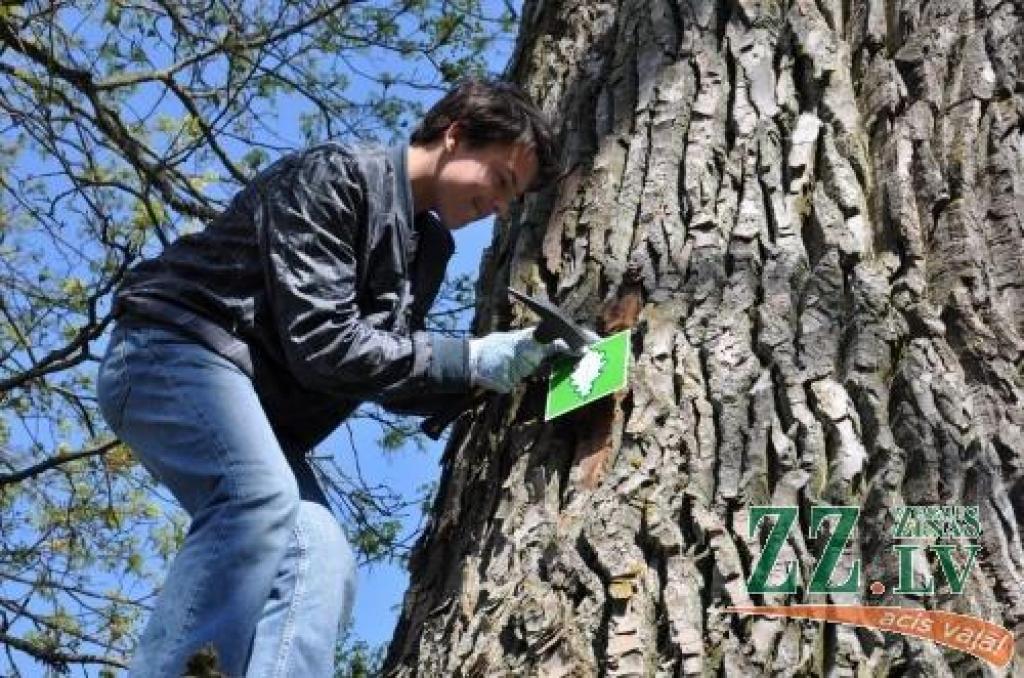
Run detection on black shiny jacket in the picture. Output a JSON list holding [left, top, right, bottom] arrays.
[[114, 143, 471, 453]]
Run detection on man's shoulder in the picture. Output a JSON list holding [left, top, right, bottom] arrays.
[[302, 141, 388, 170], [255, 141, 408, 223], [299, 142, 399, 193]]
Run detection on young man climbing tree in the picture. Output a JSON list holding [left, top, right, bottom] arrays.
[[96, 78, 567, 676]]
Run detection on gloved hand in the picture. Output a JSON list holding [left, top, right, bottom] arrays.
[[468, 326, 574, 394]]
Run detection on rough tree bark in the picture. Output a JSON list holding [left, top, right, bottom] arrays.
[[386, 0, 1023, 675]]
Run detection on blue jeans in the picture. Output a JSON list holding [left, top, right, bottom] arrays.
[[97, 323, 356, 677]]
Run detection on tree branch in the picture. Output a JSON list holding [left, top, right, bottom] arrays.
[[0, 630, 128, 670], [0, 440, 119, 487], [0, 242, 130, 394], [0, 26, 218, 221]]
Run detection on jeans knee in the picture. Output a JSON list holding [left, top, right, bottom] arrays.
[[303, 503, 353, 568], [261, 477, 302, 539], [218, 474, 301, 560], [299, 503, 357, 622]]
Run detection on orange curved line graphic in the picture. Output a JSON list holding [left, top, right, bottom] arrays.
[[725, 605, 1013, 668]]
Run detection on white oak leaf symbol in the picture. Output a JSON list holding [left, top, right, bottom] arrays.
[[570, 348, 605, 398]]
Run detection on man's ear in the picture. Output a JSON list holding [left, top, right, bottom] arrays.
[[443, 122, 461, 152]]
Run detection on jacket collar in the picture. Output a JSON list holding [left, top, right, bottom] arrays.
[[390, 142, 454, 259], [389, 143, 414, 230]]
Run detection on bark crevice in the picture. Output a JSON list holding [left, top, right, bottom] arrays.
[[385, 0, 1024, 674]]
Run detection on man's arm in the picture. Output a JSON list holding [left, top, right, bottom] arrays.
[[259, 146, 471, 400]]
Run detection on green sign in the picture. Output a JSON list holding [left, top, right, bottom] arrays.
[[545, 329, 630, 421]]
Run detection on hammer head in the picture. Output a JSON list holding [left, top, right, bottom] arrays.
[[508, 288, 599, 353]]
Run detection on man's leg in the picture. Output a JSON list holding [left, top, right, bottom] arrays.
[[98, 324, 301, 676], [245, 466, 357, 678]]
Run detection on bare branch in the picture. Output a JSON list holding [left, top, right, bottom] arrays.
[[0, 440, 119, 488], [0, 630, 128, 670]]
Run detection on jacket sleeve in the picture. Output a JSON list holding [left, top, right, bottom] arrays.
[[258, 147, 471, 399]]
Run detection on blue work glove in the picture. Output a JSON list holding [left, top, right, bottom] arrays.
[[468, 326, 574, 394]]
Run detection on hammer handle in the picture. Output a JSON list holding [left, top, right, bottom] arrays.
[[420, 389, 489, 440]]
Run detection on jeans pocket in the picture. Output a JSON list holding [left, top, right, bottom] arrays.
[[97, 327, 131, 433]]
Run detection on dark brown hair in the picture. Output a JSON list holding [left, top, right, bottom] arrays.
[[410, 78, 561, 190]]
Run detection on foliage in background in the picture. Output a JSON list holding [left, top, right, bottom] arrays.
[[0, 0, 514, 672], [334, 627, 386, 678]]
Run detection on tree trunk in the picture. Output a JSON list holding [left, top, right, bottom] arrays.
[[386, 0, 1024, 675]]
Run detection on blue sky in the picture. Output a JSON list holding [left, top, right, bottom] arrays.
[[2, 0, 518, 672]]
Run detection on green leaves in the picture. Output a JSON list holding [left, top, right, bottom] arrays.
[[60, 277, 87, 311], [0, 0, 516, 671], [352, 519, 402, 561], [334, 629, 386, 678], [242, 148, 270, 171]]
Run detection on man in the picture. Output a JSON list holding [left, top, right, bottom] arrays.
[[97, 78, 568, 676]]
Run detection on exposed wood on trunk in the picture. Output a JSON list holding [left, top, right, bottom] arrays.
[[387, 0, 1024, 675]]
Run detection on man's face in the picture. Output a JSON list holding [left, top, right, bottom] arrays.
[[433, 126, 539, 230]]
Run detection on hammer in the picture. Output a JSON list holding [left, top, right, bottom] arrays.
[[420, 288, 599, 439]]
